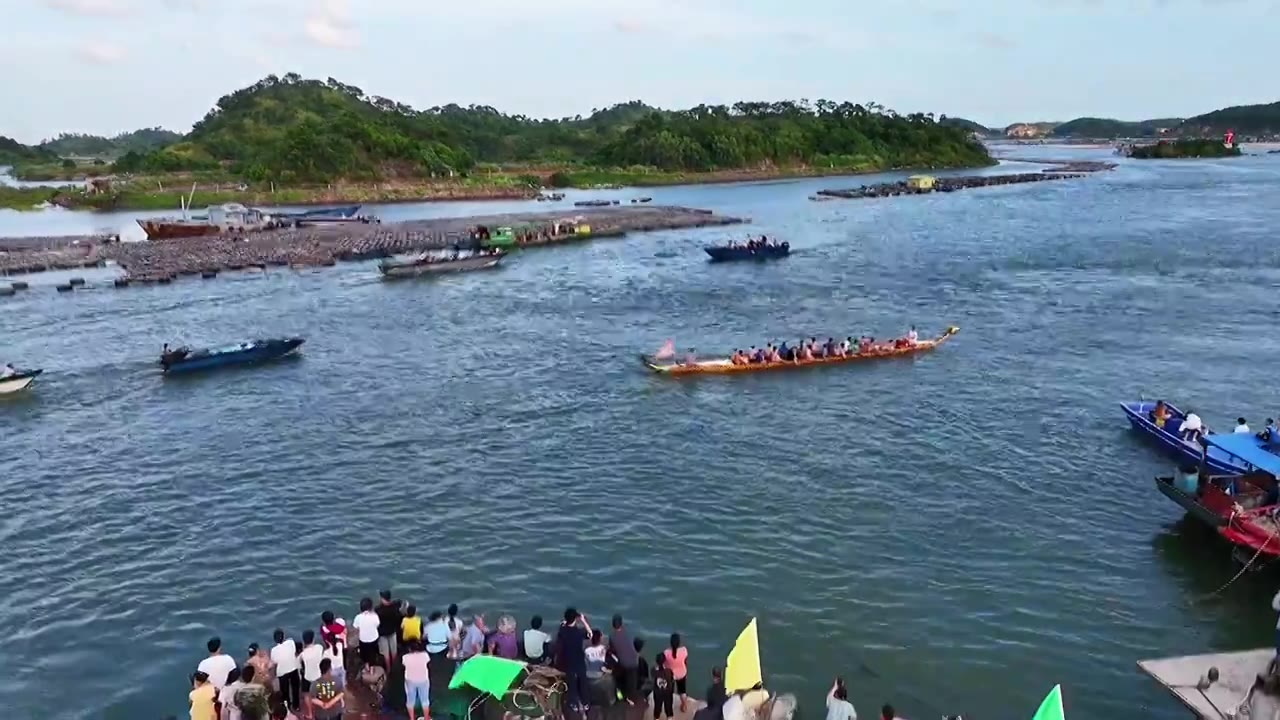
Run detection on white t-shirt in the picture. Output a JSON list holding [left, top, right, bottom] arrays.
[[271, 639, 300, 676], [354, 611, 380, 644], [826, 695, 858, 720], [198, 654, 237, 690], [322, 645, 345, 675], [1183, 413, 1203, 432], [523, 628, 550, 658], [1236, 423, 1252, 434], [300, 643, 324, 682]]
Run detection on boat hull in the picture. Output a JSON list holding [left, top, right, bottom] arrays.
[[704, 245, 790, 262], [1119, 401, 1255, 475], [0, 369, 41, 395], [643, 327, 958, 376], [274, 205, 361, 220], [162, 338, 304, 374], [138, 220, 222, 241], [379, 254, 504, 279]]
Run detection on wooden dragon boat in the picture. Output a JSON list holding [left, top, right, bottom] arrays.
[[641, 327, 959, 376]]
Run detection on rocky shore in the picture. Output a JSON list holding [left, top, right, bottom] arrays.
[[0, 206, 744, 288]]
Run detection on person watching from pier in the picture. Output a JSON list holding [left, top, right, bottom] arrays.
[[652, 653, 676, 720], [353, 598, 380, 669], [1235, 418, 1252, 434], [402, 640, 431, 720], [460, 614, 487, 659], [190, 671, 216, 720], [245, 644, 272, 688], [826, 678, 857, 720], [219, 668, 245, 720], [402, 604, 423, 643], [1180, 410, 1204, 442], [309, 658, 344, 720], [269, 629, 301, 713], [198, 637, 238, 694], [555, 608, 591, 716], [375, 590, 402, 668], [880, 704, 902, 720], [425, 611, 451, 664], [609, 614, 640, 704], [524, 615, 551, 663], [299, 629, 324, 718], [664, 633, 690, 712], [446, 603, 464, 659], [703, 667, 727, 719]]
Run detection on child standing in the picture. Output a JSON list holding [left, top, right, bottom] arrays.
[[652, 654, 675, 720]]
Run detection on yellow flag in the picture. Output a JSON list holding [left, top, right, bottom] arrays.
[[725, 617, 762, 691]]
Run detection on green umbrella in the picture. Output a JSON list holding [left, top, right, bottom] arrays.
[[448, 655, 527, 698]]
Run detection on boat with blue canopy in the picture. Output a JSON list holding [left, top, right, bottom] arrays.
[[1155, 432, 1280, 559], [160, 337, 304, 374], [1119, 400, 1271, 475]]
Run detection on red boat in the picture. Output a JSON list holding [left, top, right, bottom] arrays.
[[1155, 432, 1280, 558]]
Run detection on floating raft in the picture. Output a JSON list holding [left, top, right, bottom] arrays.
[[1138, 648, 1280, 719], [816, 172, 1087, 200]]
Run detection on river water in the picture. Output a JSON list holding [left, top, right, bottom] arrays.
[[4, 147, 1280, 720]]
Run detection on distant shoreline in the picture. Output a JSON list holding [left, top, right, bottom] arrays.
[[0, 160, 1000, 213]]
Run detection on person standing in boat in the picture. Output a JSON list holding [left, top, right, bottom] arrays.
[[1, 363, 16, 378], [1181, 410, 1204, 442], [906, 326, 919, 345], [1150, 400, 1170, 429], [1235, 418, 1252, 434]]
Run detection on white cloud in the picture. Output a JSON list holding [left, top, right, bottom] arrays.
[[44, 0, 133, 16], [75, 41, 128, 63], [302, 0, 359, 49]]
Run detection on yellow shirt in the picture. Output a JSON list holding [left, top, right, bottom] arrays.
[[189, 683, 216, 720], [401, 616, 422, 641]]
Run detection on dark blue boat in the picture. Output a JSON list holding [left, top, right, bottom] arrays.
[[705, 242, 790, 262], [160, 337, 305, 375], [1119, 400, 1273, 474]]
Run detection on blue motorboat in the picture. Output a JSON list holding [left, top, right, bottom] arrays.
[[160, 337, 305, 374], [705, 241, 790, 262], [1120, 400, 1274, 475]]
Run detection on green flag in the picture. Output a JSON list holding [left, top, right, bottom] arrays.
[[1031, 685, 1065, 720]]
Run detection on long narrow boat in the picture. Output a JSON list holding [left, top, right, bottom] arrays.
[[160, 337, 304, 375], [705, 243, 790, 262], [642, 327, 958, 376], [1155, 433, 1280, 559], [0, 368, 43, 395], [1120, 400, 1261, 475], [379, 251, 505, 279]]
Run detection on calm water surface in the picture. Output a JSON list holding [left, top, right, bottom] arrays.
[[4, 149, 1280, 720]]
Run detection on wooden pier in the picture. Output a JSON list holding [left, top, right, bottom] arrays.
[[0, 205, 744, 287], [1139, 648, 1280, 719]]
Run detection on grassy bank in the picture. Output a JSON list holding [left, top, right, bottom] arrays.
[[0, 158, 998, 212], [1128, 139, 1243, 159]]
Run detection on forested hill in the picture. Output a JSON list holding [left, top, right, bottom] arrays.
[[1173, 100, 1280, 136], [1051, 117, 1182, 139], [39, 128, 183, 158], [105, 73, 990, 181], [0, 136, 57, 166]]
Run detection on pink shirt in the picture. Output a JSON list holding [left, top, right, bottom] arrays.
[[403, 651, 430, 685], [663, 647, 688, 680]]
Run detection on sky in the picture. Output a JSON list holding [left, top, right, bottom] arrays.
[[0, 0, 1277, 143]]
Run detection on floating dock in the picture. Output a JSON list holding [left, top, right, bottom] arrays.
[[0, 205, 744, 286], [815, 171, 1089, 201], [1139, 648, 1280, 719]]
